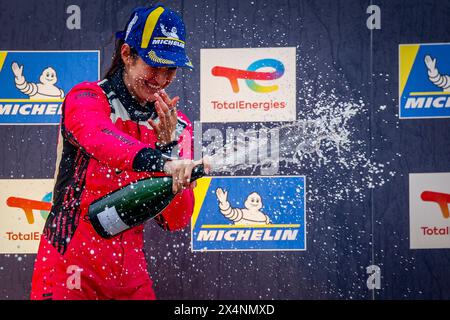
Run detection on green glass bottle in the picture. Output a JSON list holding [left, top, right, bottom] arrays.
[[88, 165, 205, 239]]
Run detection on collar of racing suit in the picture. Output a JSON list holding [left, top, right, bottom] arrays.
[[107, 68, 157, 122]]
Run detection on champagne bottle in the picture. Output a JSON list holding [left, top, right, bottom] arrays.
[[88, 165, 205, 239]]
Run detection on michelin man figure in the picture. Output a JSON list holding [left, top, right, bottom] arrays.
[[424, 55, 450, 91], [11, 62, 64, 99], [160, 23, 179, 39], [215, 188, 271, 225]]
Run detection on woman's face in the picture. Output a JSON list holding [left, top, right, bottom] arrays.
[[121, 45, 177, 104]]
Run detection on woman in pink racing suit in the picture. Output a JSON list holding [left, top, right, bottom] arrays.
[[30, 5, 209, 300]]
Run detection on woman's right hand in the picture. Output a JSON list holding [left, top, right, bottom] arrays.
[[163, 157, 211, 194]]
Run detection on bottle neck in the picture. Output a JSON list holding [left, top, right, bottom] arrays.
[[190, 164, 205, 181]]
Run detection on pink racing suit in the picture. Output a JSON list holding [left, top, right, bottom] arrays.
[[31, 70, 194, 300]]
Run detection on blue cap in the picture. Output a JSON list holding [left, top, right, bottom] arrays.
[[116, 5, 193, 69]]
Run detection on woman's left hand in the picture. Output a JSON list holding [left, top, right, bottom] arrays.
[[149, 90, 180, 145]]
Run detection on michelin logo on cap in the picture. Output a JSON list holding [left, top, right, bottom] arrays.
[[160, 23, 179, 39], [116, 5, 193, 69], [399, 43, 450, 119], [153, 23, 185, 48]]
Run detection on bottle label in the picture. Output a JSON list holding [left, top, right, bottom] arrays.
[[97, 206, 129, 236]]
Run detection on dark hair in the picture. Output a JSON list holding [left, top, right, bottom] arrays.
[[104, 38, 138, 79]]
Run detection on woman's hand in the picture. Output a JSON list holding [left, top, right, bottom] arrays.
[[148, 90, 180, 145], [163, 157, 212, 194]]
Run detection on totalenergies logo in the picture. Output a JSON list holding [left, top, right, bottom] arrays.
[[421, 191, 450, 219], [6, 192, 52, 224], [211, 59, 285, 93]]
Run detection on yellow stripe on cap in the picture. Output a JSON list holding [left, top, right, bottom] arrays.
[[141, 6, 165, 49]]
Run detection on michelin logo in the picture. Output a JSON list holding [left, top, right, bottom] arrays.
[[196, 228, 298, 242], [12, 62, 64, 99], [151, 38, 185, 48], [160, 23, 179, 39], [400, 43, 450, 118], [424, 55, 450, 91], [0, 51, 99, 124], [0, 103, 61, 116], [216, 188, 271, 225], [191, 176, 306, 251], [0, 62, 63, 118], [404, 55, 450, 109], [151, 23, 184, 48], [195, 188, 296, 242]]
